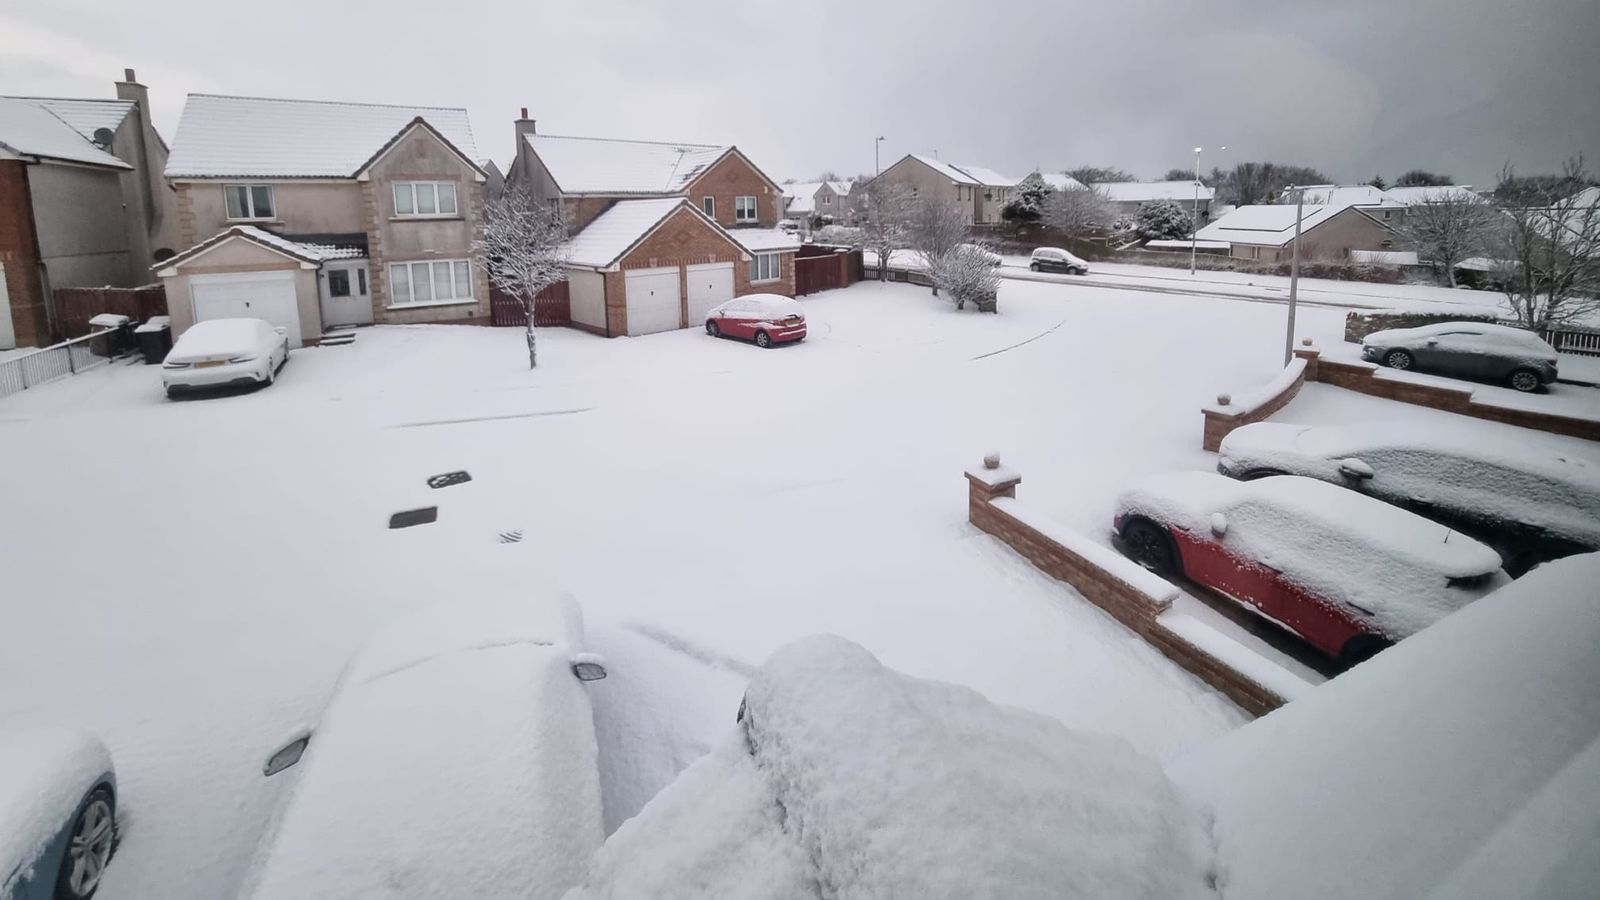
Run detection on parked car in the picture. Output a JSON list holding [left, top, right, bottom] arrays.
[[705, 294, 807, 348], [957, 243, 1003, 267], [1217, 421, 1600, 576], [238, 594, 608, 900], [2, 728, 117, 900], [161, 318, 289, 398], [1360, 321, 1558, 392], [1029, 247, 1089, 275], [1113, 472, 1506, 667]]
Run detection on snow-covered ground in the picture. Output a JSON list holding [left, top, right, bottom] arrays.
[[0, 277, 1585, 898]]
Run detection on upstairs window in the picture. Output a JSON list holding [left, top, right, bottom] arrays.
[[735, 195, 758, 223], [703, 197, 715, 217], [224, 185, 275, 220], [394, 181, 459, 218]]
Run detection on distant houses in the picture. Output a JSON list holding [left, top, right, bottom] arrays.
[[865, 155, 1023, 225]]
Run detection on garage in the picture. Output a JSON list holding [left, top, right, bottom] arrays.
[[190, 272, 304, 347], [569, 270, 606, 330], [685, 262, 734, 327], [624, 267, 682, 336]]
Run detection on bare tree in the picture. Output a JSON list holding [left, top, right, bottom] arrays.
[[907, 194, 969, 295], [1044, 184, 1112, 240], [930, 244, 1001, 311], [1067, 165, 1136, 184], [1491, 157, 1600, 331], [1393, 194, 1496, 287], [855, 181, 915, 281], [475, 186, 568, 368]]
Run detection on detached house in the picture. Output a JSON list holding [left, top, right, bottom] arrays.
[[868, 155, 1019, 225], [1194, 203, 1395, 263], [506, 113, 798, 337], [158, 94, 489, 347], [1095, 181, 1215, 223], [784, 180, 853, 224]]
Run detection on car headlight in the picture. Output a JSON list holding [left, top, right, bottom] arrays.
[[228, 355, 259, 364]]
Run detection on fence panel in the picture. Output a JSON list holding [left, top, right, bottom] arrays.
[[0, 332, 117, 401], [1546, 328, 1600, 357], [491, 282, 570, 327], [54, 285, 167, 339]]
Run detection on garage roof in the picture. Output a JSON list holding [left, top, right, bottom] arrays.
[[155, 225, 360, 274], [564, 198, 748, 270]]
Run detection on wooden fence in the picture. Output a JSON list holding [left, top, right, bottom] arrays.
[[491, 282, 570, 327], [795, 247, 856, 296], [1545, 327, 1600, 357], [54, 284, 167, 339]]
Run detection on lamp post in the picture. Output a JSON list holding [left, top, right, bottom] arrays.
[[1189, 144, 1225, 275], [875, 136, 885, 176], [1283, 185, 1305, 366]]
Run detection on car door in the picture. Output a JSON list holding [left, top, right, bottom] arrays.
[[721, 299, 755, 339], [1418, 331, 1490, 380], [1183, 504, 1289, 624]]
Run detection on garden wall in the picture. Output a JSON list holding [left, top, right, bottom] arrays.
[[1343, 308, 1501, 342], [1201, 357, 1308, 451]]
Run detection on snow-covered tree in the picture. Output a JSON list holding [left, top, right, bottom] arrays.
[[1393, 193, 1495, 287], [1067, 165, 1135, 185], [855, 181, 915, 281], [930, 243, 1001, 311], [1135, 199, 1193, 240], [1002, 174, 1052, 222], [1490, 157, 1600, 330], [1395, 170, 1454, 187], [475, 186, 567, 368], [908, 195, 969, 295], [1044, 185, 1112, 239]]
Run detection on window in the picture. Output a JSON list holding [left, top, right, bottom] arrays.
[[388, 259, 474, 305], [393, 182, 459, 218], [328, 269, 351, 297], [224, 185, 275, 220], [750, 252, 781, 283], [822, 194, 832, 206], [703, 197, 715, 217], [735, 195, 758, 223]]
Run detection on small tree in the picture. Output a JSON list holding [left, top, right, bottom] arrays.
[[1002, 174, 1051, 222], [1395, 170, 1454, 187], [1491, 157, 1600, 330], [1368, 174, 1389, 190], [930, 243, 1001, 311], [908, 194, 970, 295], [1135, 199, 1193, 240], [475, 186, 567, 369], [1393, 194, 1495, 287], [1044, 184, 1112, 239], [856, 181, 915, 281]]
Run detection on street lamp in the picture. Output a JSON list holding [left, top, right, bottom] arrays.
[[1283, 184, 1305, 365], [1190, 144, 1225, 275], [875, 136, 885, 176]]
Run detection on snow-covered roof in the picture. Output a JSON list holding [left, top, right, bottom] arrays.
[[1294, 184, 1401, 208], [564, 198, 744, 269], [733, 228, 801, 253], [0, 97, 132, 169], [1038, 172, 1087, 192], [528, 133, 729, 195], [1, 96, 133, 143], [1147, 238, 1231, 251], [1096, 180, 1214, 202], [824, 179, 853, 195], [1196, 203, 1374, 247], [1382, 184, 1478, 205], [165, 94, 479, 179], [0, 727, 114, 886], [950, 163, 1020, 187], [156, 225, 362, 273], [906, 154, 979, 185], [783, 181, 821, 214], [1350, 249, 1420, 265], [1170, 552, 1600, 900]]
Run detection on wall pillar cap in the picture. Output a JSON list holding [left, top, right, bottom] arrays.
[[965, 459, 1021, 489]]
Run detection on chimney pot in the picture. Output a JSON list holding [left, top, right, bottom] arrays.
[[123, 68, 136, 82], [520, 107, 528, 119]]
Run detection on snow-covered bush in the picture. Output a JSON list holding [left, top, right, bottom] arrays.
[[931, 244, 1002, 311], [814, 225, 863, 247], [1002, 173, 1052, 222], [1136, 199, 1194, 240]]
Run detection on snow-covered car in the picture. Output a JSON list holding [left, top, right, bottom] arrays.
[[1114, 472, 1507, 667], [2, 728, 117, 900], [1217, 421, 1600, 576], [237, 594, 608, 900], [161, 318, 289, 398], [705, 293, 807, 348], [957, 243, 1003, 267], [776, 218, 800, 233], [1029, 246, 1089, 275], [562, 635, 1218, 899], [1360, 321, 1558, 392]]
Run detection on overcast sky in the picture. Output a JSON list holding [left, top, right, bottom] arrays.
[[5, 0, 1597, 188]]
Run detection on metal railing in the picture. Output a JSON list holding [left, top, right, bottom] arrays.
[[1545, 327, 1600, 358], [0, 331, 117, 400]]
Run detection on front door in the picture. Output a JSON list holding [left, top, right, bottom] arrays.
[[320, 261, 373, 328]]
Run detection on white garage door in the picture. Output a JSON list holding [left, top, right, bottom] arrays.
[[685, 262, 735, 326], [191, 272, 303, 347], [624, 267, 682, 336]]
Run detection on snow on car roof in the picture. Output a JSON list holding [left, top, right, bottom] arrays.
[[723, 293, 804, 318], [0, 97, 132, 169], [342, 591, 583, 684], [0, 727, 113, 881], [565, 635, 1217, 899], [238, 596, 601, 900], [169, 318, 273, 359]]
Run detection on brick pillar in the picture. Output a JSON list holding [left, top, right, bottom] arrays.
[[1293, 343, 1321, 382], [965, 454, 1022, 522]]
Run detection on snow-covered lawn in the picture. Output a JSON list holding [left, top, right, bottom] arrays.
[[0, 277, 1579, 898]]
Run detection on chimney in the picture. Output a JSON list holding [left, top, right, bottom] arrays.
[[123, 68, 138, 83], [514, 108, 536, 140]]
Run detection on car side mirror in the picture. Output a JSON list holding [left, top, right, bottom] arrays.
[[1209, 512, 1228, 538], [264, 732, 311, 776], [1339, 458, 1375, 480], [571, 652, 608, 682], [1425, 337, 1438, 346], [274, 326, 288, 336]]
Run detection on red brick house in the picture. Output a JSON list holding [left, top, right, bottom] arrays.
[[505, 112, 798, 337]]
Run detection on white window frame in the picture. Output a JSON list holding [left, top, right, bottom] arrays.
[[735, 195, 758, 223], [393, 181, 460, 219], [750, 252, 781, 284], [702, 197, 715, 217], [224, 184, 276, 221], [387, 259, 475, 308]]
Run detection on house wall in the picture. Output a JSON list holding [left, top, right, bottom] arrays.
[[28, 163, 133, 289], [362, 126, 490, 326], [0, 158, 48, 346], [112, 78, 181, 270], [872, 157, 972, 224], [684, 152, 783, 228], [976, 184, 1010, 225], [157, 238, 319, 343], [178, 180, 366, 247], [814, 184, 846, 220]]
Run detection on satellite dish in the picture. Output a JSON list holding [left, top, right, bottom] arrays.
[[92, 127, 115, 148]]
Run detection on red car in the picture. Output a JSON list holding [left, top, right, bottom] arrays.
[[1113, 472, 1506, 667], [705, 294, 807, 348]]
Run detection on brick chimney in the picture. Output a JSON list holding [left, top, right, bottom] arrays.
[[514, 108, 536, 141]]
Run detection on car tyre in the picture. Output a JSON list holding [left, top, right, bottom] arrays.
[[755, 330, 772, 349], [1507, 368, 1541, 393], [706, 321, 720, 338], [56, 785, 115, 900], [1029, 262, 1040, 272], [1121, 517, 1179, 576], [1338, 634, 1393, 670], [1383, 349, 1414, 370]]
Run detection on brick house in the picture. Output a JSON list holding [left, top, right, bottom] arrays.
[[783, 180, 853, 224], [505, 113, 799, 337], [157, 94, 490, 347], [0, 69, 177, 348], [865, 155, 1019, 225]]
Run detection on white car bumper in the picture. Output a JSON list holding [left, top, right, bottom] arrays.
[[162, 359, 271, 393]]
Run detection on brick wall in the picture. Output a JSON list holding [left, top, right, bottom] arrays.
[[1201, 357, 1309, 451], [684, 152, 784, 228], [0, 160, 50, 347]]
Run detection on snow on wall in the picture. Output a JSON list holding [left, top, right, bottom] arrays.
[[1169, 552, 1600, 900]]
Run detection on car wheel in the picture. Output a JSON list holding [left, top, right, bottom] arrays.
[[755, 330, 772, 349], [1121, 517, 1179, 576], [1029, 262, 1040, 272], [1383, 349, 1414, 370], [1507, 368, 1541, 393], [706, 320, 721, 338], [1338, 634, 1393, 669], [56, 786, 115, 900]]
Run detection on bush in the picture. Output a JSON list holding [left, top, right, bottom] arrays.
[[1135, 200, 1193, 240]]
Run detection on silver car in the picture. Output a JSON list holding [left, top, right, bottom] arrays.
[[1360, 322, 1558, 392]]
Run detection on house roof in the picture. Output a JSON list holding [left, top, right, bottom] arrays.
[[563, 198, 748, 269], [1195, 203, 1382, 248], [1037, 172, 1087, 192], [906, 154, 979, 185], [784, 181, 822, 214], [1293, 184, 1401, 208], [825, 180, 853, 195], [0, 98, 131, 169], [0, 97, 134, 143], [155, 224, 361, 273], [527, 133, 730, 195], [1381, 185, 1479, 205], [164, 94, 479, 179], [733, 228, 801, 253], [1095, 180, 1214, 202], [950, 163, 1021, 188]]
